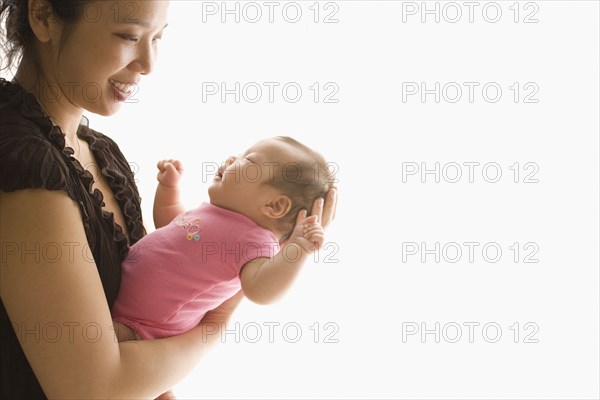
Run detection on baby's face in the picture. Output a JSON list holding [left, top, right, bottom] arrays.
[[208, 138, 301, 219]]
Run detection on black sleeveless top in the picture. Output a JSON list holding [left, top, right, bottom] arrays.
[[0, 78, 146, 398]]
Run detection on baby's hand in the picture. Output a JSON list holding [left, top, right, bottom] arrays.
[[289, 210, 325, 253], [157, 159, 184, 187]]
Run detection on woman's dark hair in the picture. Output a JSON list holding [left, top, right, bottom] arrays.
[[0, 0, 92, 73]]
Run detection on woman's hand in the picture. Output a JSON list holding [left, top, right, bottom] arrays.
[[188, 290, 245, 350], [201, 290, 245, 326], [311, 188, 337, 230], [155, 389, 177, 400]]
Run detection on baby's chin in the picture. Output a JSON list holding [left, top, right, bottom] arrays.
[[206, 195, 245, 217], [207, 188, 227, 210], [207, 185, 217, 203]]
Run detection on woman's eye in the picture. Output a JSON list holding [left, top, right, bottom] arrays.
[[117, 34, 139, 42]]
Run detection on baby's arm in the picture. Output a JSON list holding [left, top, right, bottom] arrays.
[[153, 159, 186, 229], [240, 210, 324, 305]]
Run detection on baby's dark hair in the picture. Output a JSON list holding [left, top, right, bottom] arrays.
[[267, 136, 336, 242], [1, 0, 92, 72]]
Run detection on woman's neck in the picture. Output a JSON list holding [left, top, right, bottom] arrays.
[[14, 60, 84, 143]]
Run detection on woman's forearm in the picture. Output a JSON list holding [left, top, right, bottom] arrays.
[[1, 188, 240, 399], [110, 291, 244, 399]]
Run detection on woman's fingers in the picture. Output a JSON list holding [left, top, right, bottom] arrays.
[[202, 290, 244, 326], [325, 188, 337, 223], [155, 389, 176, 400], [313, 188, 337, 229], [310, 197, 324, 222]]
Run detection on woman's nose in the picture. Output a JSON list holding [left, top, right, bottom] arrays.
[[129, 43, 155, 75]]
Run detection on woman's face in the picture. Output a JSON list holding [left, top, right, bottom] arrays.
[[49, 1, 169, 116]]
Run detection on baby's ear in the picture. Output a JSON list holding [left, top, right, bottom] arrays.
[[262, 195, 292, 219]]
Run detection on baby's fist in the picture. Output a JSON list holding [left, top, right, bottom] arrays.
[[157, 159, 184, 187], [290, 210, 325, 253]]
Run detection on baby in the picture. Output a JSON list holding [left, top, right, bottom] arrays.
[[111, 136, 334, 340]]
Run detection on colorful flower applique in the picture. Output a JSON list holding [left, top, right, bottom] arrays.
[[174, 216, 202, 241]]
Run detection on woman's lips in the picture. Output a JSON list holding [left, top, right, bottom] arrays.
[[109, 79, 135, 102], [109, 79, 134, 93]]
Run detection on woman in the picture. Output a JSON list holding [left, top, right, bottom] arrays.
[[0, 1, 337, 398]]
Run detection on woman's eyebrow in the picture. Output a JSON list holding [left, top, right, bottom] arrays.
[[118, 21, 169, 30]]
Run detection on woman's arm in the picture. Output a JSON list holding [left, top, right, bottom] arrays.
[[0, 189, 240, 399]]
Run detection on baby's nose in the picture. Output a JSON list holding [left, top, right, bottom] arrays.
[[225, 156, 236, 165]]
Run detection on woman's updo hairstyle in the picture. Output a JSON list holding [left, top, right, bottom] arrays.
[[1, 0, 91, 72]]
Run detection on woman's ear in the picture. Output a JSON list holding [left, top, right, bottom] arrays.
[[262, 195, 292, 219], [28, 0, 59, 44]]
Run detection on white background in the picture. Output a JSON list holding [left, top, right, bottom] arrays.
[[86, 1, 599, 398]]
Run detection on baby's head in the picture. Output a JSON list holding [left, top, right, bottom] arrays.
[[209, 136, 335, 242]]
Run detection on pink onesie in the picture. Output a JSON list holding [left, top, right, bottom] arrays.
[[112, 202, 280, 339]]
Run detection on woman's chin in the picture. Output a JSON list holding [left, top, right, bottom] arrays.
[[87, 101, 123, 117]]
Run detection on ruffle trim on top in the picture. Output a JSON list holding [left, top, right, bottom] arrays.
[[0, 78, 145, 259]]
